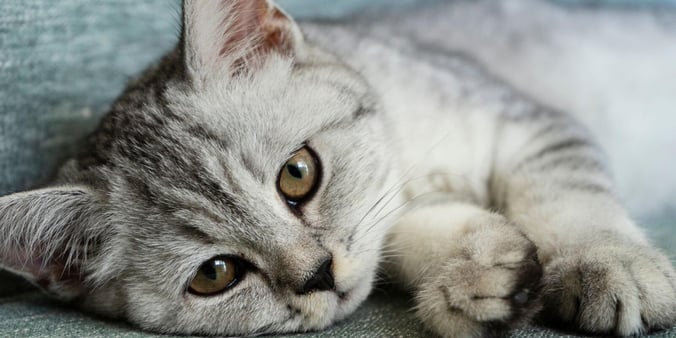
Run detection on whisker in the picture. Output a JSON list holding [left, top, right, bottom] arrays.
[[371, 172, 453, 220], [354, 190, 446, 243], [347, 127, 455, 241], [347, 173, 452, 249]]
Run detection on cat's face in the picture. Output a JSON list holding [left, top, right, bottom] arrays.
[[92, 63, 392, 335], [0, 1, 398, 336]]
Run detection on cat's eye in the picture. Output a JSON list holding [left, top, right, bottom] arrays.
[[189, 257, 242, 296], [278, 147, 321, 205]]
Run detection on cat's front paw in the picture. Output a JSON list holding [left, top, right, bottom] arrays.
[[416, 221, 543, 338], [541, 240, 676, 335]]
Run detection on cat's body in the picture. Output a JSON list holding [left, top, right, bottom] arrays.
[[304, 7, 675, 336], [1, 1, 675, 337]]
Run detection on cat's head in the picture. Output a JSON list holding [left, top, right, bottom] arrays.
[[0, 0, 399, 335]]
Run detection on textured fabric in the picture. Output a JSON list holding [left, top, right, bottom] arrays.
[[1, 1, 675, 337], [0, 290, 423, 338], [2, 291, 675, 338]]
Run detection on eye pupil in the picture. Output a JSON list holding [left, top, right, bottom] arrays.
[[287, 164, 303, 179], [189, 257, 240, 296], [278, 147, 320, 204], [201, 263, 217, 281]]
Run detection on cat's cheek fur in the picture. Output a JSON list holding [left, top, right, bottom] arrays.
[[116, 273, 302, 335], [79, 283, 126, 319]]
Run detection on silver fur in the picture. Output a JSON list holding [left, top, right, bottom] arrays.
[[1, 1, 675, 337]]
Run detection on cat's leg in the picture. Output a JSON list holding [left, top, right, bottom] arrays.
[[491, 110, 676, 335], [385, 201, 543, 337]]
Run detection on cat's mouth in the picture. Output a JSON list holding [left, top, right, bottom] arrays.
[[285, 249, 378, 330], [338, 288, 354, 303], [338, 291, 349, 301], [284, 281, 367, 331]]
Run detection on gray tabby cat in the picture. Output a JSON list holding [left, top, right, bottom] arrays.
[[1, 0, 675, 337]]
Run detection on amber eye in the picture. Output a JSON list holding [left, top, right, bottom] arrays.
[[278, 147, 320, 204], [189, 257, 241, 296]]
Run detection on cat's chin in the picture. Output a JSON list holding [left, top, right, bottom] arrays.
[[335, 279, 373, 321], [287, 279, 373, 332]]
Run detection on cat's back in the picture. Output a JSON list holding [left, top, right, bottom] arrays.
[[299, 1, 525, 119], [302, 0, 676, 215], [299, 6, 513, 117], [300, 9, 523, 204]]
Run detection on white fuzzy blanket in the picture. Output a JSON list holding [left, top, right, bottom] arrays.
[[398, 0, 676, 218]]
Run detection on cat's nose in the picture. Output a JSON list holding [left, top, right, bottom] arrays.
[[298, 257, 335, 294]]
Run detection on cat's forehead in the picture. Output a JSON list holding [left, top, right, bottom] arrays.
[[102, 57, 375, 225], [93, 57, 379, 249], [167, 57, 370, 164]]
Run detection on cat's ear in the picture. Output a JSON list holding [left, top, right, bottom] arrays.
[[181, 0, 304, 78], [0, 187, 105, 301]]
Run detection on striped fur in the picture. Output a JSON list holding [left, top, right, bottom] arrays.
[[0, 0, 674, 337]]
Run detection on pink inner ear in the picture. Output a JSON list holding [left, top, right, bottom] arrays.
[[218, 1, 294, 62], [2, 246, 81, 289], [2, 247, 43, 279]]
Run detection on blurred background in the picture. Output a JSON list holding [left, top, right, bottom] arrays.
[[1, 0, 675, 283]]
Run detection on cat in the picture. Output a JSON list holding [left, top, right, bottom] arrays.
[[1, 0, 675, 337]]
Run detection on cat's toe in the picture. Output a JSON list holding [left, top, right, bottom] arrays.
[[541, 243, 676, 336], [415, 224, 544, 337]]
